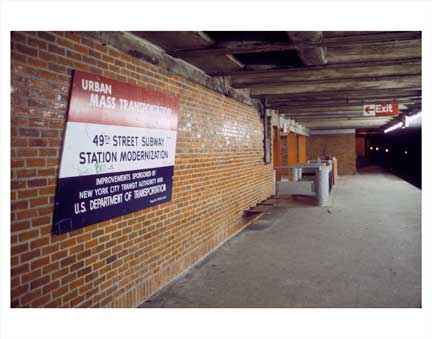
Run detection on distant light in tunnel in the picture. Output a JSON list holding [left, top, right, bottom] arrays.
[[385, 149, 389, 153], [370, 146, 373, 150], [405, 151, 408, 154], [376, 147, 379, 151], [384, 121, 403, 134]]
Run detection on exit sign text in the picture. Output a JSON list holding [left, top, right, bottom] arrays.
[[363, 103, 399, 117]]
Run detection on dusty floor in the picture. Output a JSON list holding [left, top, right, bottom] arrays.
[[139, 166, 421, 308]]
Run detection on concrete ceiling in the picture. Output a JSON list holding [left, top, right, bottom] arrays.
[[128, 31, 421, 130]]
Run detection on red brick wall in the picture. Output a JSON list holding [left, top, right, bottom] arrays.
[[10, 31, 274, 307], [306, 133, 356, 175]]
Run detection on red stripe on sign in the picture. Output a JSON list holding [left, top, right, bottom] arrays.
[[375, 103, 399, 116], [67, 70, 179, 130]]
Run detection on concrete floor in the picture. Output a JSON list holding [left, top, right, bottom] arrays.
[[140, 166, 421, 308]]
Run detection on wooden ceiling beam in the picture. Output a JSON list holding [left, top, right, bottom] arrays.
[[233, 73, 421, 89], [270, 98, 421, 110], [82, 32, 255, 107], [250, 75, 420, 96], [302, 120, 391, 128], [281, 112, 409, 119], [287, 116, 391, 121], [322, 31, 421, 46], [230, 62, 421, 87], [169, 42, 297, 58], [256, 87, 421, 99], [268, 95, 421, 105], [304, 119, 391, 124], [280, 106, 401, 114], [168, 35, 420, 59], [264, 88, 421, 101], [295, 118, 392, 123], [285, 111, 396, 117], [326, 39, 420, 64], [304, 124, 390, 128], [287, 31, 327, 66], [210, 58, 421, 77]]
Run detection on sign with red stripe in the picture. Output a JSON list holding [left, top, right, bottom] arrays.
[[363, 103, 399, 117], [53, 71, 179, 234]]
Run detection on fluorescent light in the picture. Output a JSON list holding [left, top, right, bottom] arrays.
[[384, 122, 403, 133], [405, 112, 421, 127]]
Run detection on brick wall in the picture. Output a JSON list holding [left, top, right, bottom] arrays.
[[306, 133, 356, 175], [10, 31, 274, 307]]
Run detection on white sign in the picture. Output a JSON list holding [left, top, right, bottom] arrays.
[[53, 70, 179, 235], [363, 104, 376, 116]]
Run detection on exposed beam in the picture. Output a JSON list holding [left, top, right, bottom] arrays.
[[287, 31, 327, 66], [288, 116, 392, 122], [210, 58, 421, 76], [284, 112, 398, 118], [291, 115, 394, 121], [327, 39, 421, 64], [268, 95, 421, 105], [250, 75, 421, 96], [169, 41, 297, 58], [324, 31, 401, 38], [168, 35, 420, 59], [299, 122, 391, 129], [230, 62, 421, 88], [322, 31, 421, 46], [284, 115, 408, 123], [299, 116, 393, 121], [264, 88, 421, 101], [307, 125, 388, 130], [305, 121, 390, 125], [280, 106, 399, 114], [275, 102, 419, 112], [234, 73, 421, 89], [226, 54, 245, 68], [269, 98, 421, 110], [303, 120, 391, 128], [131, 31, 214, 51], [81, 32, 256, 107]]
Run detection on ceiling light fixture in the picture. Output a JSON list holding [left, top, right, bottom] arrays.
[[405, 112, 422, 128], [384, 121, 403, 134]]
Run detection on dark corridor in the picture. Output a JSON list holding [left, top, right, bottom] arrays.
[[359, 127, 422, 188]]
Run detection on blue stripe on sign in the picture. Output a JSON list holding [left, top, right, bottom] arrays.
[[52, 166, 174, 235]]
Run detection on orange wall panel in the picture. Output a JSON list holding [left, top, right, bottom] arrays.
[[298, 135, 307, 163], [273, 127, 282, 181], [287, 132, 298, 166]]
